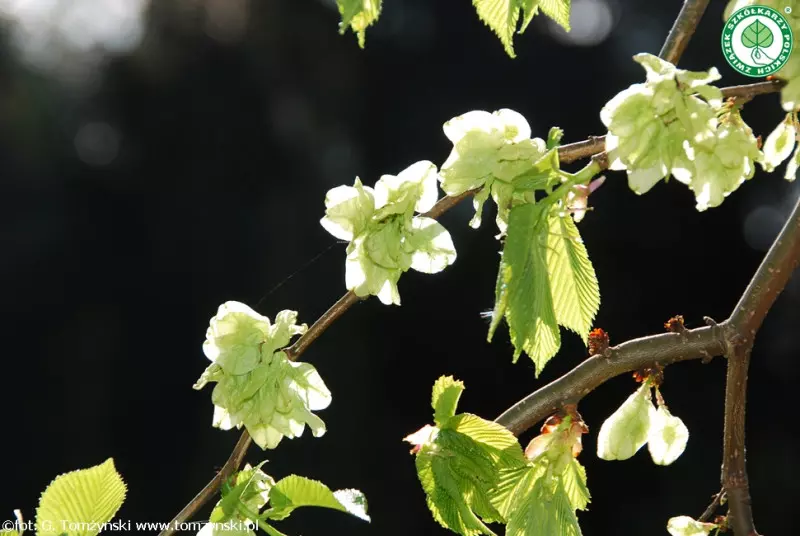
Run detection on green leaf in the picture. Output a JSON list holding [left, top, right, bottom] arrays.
[[213, 464, 273, 523], [561, 459, 590, 511], [489, 464, 543, 520], [493, 203, 560, 375], [505, 473, 582, 536], [539, 0, 571, 31], [36, 459, 127, 536], [446, 414, 526, 462], [472, 0, 521, 58], [336, 0, 382, 48], [414, 415, 525, 536], [431, 376, 465, 427], [741, 19, 773, 49], [518, 0, 539, 33], [266, 475, 370, 522], [546, 210, 600, 344]]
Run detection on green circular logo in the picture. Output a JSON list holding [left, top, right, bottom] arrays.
[[721, 5, 793, 77]]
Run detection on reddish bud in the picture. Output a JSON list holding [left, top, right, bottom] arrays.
[[588, 328, 610, 356], [664, 315, 686, 333]]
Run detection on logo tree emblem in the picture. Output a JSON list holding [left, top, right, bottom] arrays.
[[721, 5, 793, 77], [741, 19, 775, 65]]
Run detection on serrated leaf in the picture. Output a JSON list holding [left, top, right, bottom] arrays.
[[213, 463, 273, 524], [432, 376, 465, 427], [472, 0, 521, 57], [539, 0, 571, 31], [337, 0, 382, 48], [546, 210, 600, 344], [266, 475, 370, 522], [36, 458, 127, 536], [447, 414, 526, 462], [489, 464, 544, 520], [413, 413, 526, 535], [506, 474, 582, 536], [518, 0, 539, 33], [561, 459, 590, 511], [416, 447, 496, 536], [496, 203, 561, 375]]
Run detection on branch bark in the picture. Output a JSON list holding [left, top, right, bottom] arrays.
[[718, 196, 800, 536], [659, 0, 712, 64], [494, 326, 725, 434]]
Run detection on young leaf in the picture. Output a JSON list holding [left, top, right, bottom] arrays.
[[667, 516, 718, 536], [431, 376, 465, 427], [413, 417, 525, 536], [336, 0, 382, 48], [596, 383, 654, 461], [561, 459, 591, 511], [36, 458, 126, 536], [472, 0, 522, 58], [539, 0, 571, 31], [212, 464, 273, 524], [506, 475, 582, 536], [265, 475, 370, 522], [492, 203, 560, 374], [546, 209, 600, 344], [409, 379, 527, 536], [648, 405, 689, 466]]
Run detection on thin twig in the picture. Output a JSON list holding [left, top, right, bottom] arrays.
[[698, 489, 725, 523], [285, 291, 361, 360], [159, 431, 252, 536], [658, 0, 712, 64], [162, 77, 786, 533]]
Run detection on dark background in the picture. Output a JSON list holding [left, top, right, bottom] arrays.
[[1, 0, 798, 534]]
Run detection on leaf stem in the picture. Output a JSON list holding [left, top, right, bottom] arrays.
[[718, 196, 800, 535]]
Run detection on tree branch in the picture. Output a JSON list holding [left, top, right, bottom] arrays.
[[658, 0, 712, 64], [494, 326, 725, 435], [717, 196, 800, 536], [495, 197, 800, 535], [159, 431, 252, 536], [161, 74, 785, 534]]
